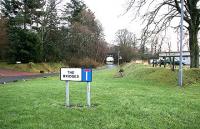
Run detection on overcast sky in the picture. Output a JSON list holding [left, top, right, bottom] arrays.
[[83, 0, 142, 44], [59, 0, 188, 51]]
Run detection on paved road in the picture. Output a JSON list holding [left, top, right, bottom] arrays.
[[0, 73, 59, 84], [0, 65, 115, 84]]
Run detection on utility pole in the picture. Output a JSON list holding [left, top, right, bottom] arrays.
[[118, 50, 120, 67], [0, 0, 2, 17], [23, 0, 27, 30], [179, 0, 184, 87]]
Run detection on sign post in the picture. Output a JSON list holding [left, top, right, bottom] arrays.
[[87, 82, 91, 107], [60, 68, 92, 108], [82, 68, 92, 107], [179, 0, 184, 87], [66, 81, 69, 107]]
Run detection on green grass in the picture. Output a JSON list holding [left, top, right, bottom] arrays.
[[0, 64, 200, 129]]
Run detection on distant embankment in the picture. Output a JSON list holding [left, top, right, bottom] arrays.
[[122, 62, 200, 86], [0, 62, 64, 73]]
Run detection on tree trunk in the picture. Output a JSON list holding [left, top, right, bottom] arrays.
[[188, 27, 199, 68]]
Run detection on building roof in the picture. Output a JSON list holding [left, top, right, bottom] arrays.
[[159, 51, 200, 57]]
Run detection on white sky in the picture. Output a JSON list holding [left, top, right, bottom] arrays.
[[83, 0, 142, 44], [59, 0, 189, 51]]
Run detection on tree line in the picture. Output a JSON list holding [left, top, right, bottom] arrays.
[[0, 0, 108, 66], [109, 28, 157, 64], [126, 0, 200, 68]]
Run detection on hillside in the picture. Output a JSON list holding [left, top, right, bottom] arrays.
[[122, 62, 200, 86]]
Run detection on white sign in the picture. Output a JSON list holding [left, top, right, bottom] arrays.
[[60, 68, 82, 81]]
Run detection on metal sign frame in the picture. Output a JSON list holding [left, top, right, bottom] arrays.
[[60, 68, 92, 108]]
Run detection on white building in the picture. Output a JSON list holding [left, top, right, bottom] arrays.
[[159, 51, 200, 65]]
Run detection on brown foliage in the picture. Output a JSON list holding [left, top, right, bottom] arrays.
[[68, 57, 100, 68]]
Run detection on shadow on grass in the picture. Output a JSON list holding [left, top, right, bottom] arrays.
[[63, 103, 100, 109]]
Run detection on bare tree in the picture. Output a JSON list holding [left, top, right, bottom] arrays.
[[127, 0, 200, 68], [115, 29, 136, 62], [115, 29, 135, 47], [167, 41, 172, 53]]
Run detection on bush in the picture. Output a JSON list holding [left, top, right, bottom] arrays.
[[68, 58, 81, 68], [119, 68, 124, 73], [80, 58, 100, 68], [68, 58, 100, 68], [40, 70, 45, 73], [28, 62, 34, 69]]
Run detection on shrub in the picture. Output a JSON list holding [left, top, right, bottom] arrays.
[[80, 58, 100, 68], [28, 62, 34, 69], [68, 58, 82, 68], [68, 58, 100, 68], [119, 68, 124, 73], [40, 70, 45, 73]]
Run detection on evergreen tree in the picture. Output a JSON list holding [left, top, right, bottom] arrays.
[[8, 28, 42, 63], [42, 0, 61, 62], [64, 0, 86, 23], [62, 0, 107, 62], [1, 0, 44, 63]]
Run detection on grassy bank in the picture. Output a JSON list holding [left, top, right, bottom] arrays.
[[122, 63, 200, 86], [0, 64, 200, 129], [0, 62, 64, 73]]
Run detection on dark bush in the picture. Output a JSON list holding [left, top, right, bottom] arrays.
[[40, 70, 45, 73], [119, 68, 124, 73]]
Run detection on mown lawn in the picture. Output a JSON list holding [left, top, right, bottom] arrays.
[[0, 64, 200, 129]]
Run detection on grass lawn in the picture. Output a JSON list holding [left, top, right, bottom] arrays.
[[0, 64, 200, 129]]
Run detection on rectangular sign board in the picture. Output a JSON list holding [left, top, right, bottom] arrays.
[[60, 68, 82, 81], [82, 68, 92, 82]]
